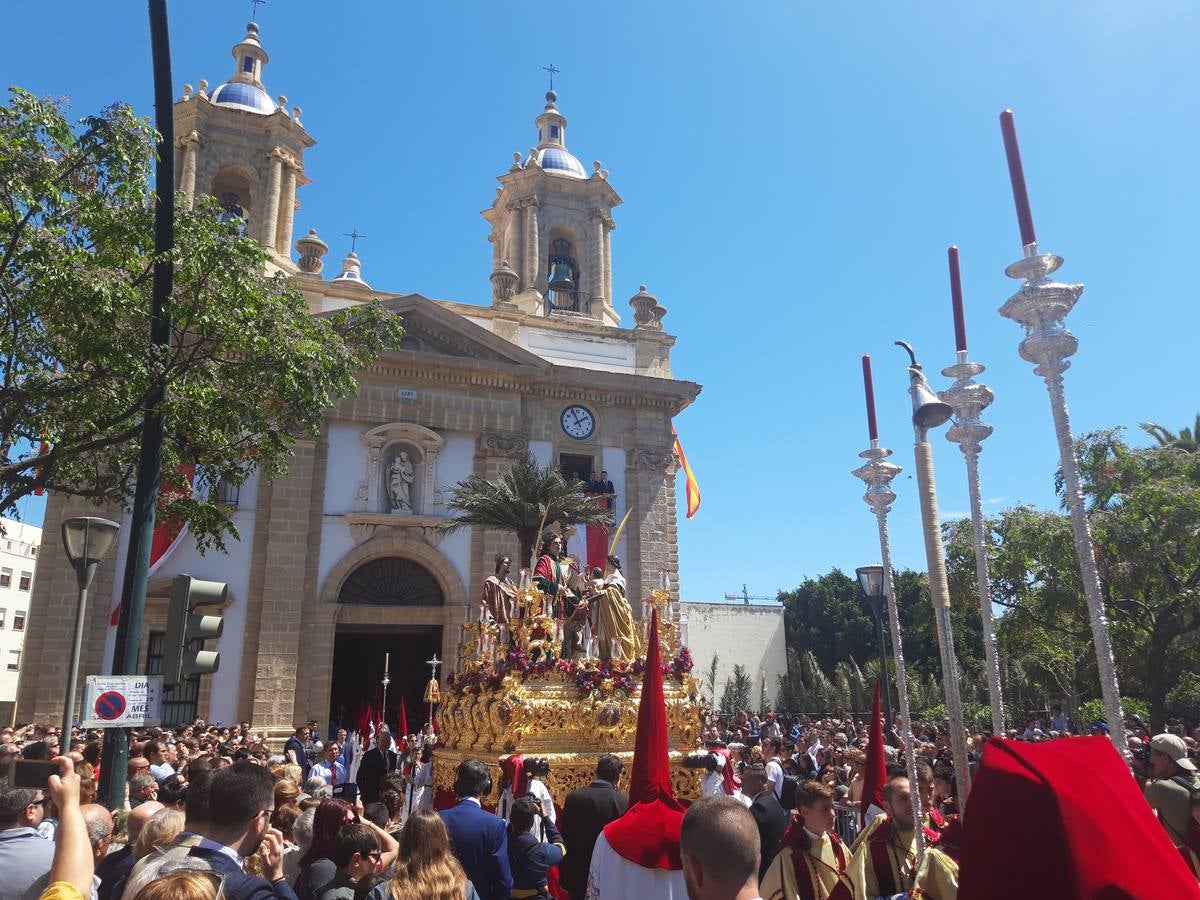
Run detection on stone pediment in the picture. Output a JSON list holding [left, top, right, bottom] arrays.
[[377, 295, 549, 370]]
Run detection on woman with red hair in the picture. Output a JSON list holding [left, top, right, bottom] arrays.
[[296, 798, 398, 899]]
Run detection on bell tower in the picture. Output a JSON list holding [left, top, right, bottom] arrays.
[[173, 22, 314, 270], [483, 90, 622, 326]]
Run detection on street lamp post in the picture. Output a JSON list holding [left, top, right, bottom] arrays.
[[60, 517, 121, 745], [896, 340, 973, 806], [855, 565, 894, 728]]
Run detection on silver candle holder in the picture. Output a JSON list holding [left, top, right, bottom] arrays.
[[941, 352, 1006, 736], [999, 244, 1128, 757], [853, 442, 925, 856]]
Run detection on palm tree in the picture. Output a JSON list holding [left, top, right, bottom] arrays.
[[439, 451, 613, 567], [1139, 413, 1200, 452]]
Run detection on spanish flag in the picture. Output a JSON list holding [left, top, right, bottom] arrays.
[[671, 425, 701, 519]]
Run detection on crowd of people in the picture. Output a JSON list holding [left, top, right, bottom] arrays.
[[0, 700, 1196, 900]]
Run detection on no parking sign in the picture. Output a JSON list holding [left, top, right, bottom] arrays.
[[81, 676, 163, 728]]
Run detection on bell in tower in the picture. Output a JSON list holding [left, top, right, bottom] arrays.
[[482, 85, 623, 326], [174, 21, 315, 271]]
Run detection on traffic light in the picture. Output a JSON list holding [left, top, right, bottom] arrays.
[[162, 573, 226, 687]]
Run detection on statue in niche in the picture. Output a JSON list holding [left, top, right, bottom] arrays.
[[388, 451, 415, 513]]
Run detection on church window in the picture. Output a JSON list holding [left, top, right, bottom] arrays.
[[146, 630, 200, 725], [242, 56, 255, 73], [338, 557, 445, 607], [550, 125, 560, 139]]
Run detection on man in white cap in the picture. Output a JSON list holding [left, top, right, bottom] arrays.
[[1146, 732, 1200, 847]]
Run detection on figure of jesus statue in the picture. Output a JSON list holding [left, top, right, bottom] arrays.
[[389, 451, 415, 512]]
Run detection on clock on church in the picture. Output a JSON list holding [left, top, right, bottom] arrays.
[[560, 404, 595, 440]]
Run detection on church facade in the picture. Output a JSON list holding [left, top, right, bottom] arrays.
[[16, 23, 700, 733]]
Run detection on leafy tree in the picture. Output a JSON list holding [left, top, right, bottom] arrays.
[[1166, 672, 1200, 722], [440, 451, 612, 567], [778, 567, 984, 708], [703, 653, 720, 705], [719, 663, 753, 717], [0, 89, 403, 547], [945, 429, 1200, 729], [1140, 413, 1200, 452]]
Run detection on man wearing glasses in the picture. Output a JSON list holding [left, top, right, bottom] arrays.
[[0, 785, 55, 898]]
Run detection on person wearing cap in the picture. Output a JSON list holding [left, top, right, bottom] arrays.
[[1146, 733, 1200, 847]]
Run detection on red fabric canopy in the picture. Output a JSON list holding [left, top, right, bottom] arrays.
[[603, 609, 685, 870], [958, 736, 1200, 899]]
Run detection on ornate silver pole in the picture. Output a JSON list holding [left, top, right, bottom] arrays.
[[941, 352, 1005, 736], [994, 109, 1127, 759], [897, 342, 973, 806], [998, 246, 1128, 756], [853, 441, 925, 856]]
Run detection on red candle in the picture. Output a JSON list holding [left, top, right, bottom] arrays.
[[862, 355, 879, 442], [999, 109, 1037, 248], [948, 245, 967, 353]]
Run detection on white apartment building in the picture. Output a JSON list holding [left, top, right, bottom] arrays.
[[0, 517, 39, 724]]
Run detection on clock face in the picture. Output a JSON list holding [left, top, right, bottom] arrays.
[[561, 405, 596, 440]]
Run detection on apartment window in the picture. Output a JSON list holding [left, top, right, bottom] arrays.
[[0, 609, 6, 629], [12, 611, 25, 632], [0, 569, 9, 589], [215, 478, 241, 506], [17, 572, 31, 591], [7, 650, 19, 672]]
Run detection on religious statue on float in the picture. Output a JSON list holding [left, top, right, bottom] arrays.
[[595, 554, 638, 662]]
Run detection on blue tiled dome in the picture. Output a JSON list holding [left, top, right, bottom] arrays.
[[209, 82, 276, 114], [537, 147, 587, 178]]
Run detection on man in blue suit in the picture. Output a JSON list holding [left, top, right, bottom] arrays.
[[439, 759, 512, 900]]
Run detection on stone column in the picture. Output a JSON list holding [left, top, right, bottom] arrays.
[[276, 160, 297, 257], [248, 439, 317, 730], [590, 210, 606, 305], [603, 224, 614, 310], [522, 199, 539, 292], [261, 149, 283, 252], [627, 444, 679, 610], [179, 132, 199, 210]]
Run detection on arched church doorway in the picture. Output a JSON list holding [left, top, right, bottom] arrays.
[[328, 557, 446, 739]]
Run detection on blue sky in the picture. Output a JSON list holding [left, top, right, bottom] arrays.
[[5, 1, 1198, 600]]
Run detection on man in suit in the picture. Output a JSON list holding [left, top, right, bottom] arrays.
[[742, 763, 787, 881], [560, 753, 629, 900], [354, 729, 398, 804], [284, 724, 313, 782], [96, 800, 163, 900], [120, 761, 297, 900], [439, 759, 512, 900]]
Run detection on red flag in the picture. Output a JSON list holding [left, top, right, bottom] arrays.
[[671, 426, 700, 519], [399, 696, 409, 738], [861, 679, 887, 827]]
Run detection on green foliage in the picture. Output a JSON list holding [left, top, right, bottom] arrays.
[[440, 451, 613, 567], [1079, 697, 1149, 726], [703, 654, 720, 705], [720, 663, 754, 717], [1140, 414, 1200, 452], [0, 89, 404, 548], [1166, 673, 1200, 721]]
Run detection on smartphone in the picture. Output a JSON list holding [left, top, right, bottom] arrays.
[[12, 759, 57, 789]]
